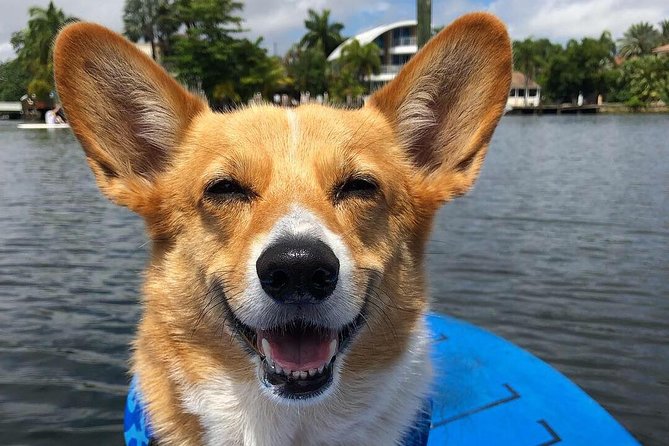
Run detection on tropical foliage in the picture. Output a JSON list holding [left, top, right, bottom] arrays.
[[611, 56, 669, 105], [617, 22, 662, 58], [122, 0, 289, 105], [0, 59, 31, 101], [299, 9, 344, 57], [660, 20, 669, 45], [10, 1, 77, 99], [339, 39, 381, 84], [514, 20, 668, 106], [285, 44, 328, 95], [123, 0, 173, 60]]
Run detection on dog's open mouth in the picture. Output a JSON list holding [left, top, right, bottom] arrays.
[[257, 324, 340, 398], [231, 315, 362, 400]]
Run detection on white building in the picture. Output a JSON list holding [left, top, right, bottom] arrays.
[[507, 71, 541, 107], [328, 20, 418, 92]]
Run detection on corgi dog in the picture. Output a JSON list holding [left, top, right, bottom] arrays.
[[54, 12, 511, 446]]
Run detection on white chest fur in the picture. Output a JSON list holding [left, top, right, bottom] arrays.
[[181, 323, 431, 446]]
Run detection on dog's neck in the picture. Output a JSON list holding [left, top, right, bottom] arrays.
[[136, 318, 431, 446]]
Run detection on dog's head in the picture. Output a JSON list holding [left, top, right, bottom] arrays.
[[54, 14, 510, 403]]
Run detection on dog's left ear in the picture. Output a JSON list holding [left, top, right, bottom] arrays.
[[54, 22, 207, 215], [369, 13, 511, 201]]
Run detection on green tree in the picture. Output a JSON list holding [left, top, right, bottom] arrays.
[[617, 22, 662, 58], [123, 0, 172, 60], [329, 67, 365, 103], [11, 1, 77, 95], [233, 38, 291, 100], [0, 59, 30, 101], [544, 32, 616, 103], [659, 19, 669, 45], [299, 9, 344, 57], [167, 0, 244, 102], [513, 38, 541, 103], [339, 39, 380, 92], [611, 55, 669, 105], [512, 38, 564, 100], [285, 44, 328, 94]]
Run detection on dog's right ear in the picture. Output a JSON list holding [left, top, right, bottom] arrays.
[[54, 22, 206, 214]]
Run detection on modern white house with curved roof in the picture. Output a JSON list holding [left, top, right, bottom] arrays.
[[328, 20, 418, 91], [329, 20, 542, 108]]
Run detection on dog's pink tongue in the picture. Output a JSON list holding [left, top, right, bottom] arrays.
[[259, 329, 337, 371]]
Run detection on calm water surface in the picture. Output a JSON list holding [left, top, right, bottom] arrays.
[[1, 115, 667, 445]]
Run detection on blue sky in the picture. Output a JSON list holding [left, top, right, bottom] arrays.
[[1, 0, 668, 61]]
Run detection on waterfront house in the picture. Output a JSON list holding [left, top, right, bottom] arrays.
[[508, 72, 541, 107]]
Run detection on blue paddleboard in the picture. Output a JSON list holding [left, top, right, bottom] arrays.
[[425, 313, 639, 445]]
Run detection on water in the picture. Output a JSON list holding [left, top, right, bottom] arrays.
[[0, 115, 667, 445]]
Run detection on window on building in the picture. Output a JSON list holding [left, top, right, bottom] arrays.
[[517, 89, 526, 97], [393, 27, 414, 46], [509, 90, 516, 97], [392, 54, 411, 65], [529, 89, 538, 97]]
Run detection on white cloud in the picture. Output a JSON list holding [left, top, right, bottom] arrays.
[[488, 0, 669, 41], [243, 0, 407, 54], [0, 42, 13, 61]]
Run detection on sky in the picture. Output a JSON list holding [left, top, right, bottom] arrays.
[[1, 0, 668, 61]]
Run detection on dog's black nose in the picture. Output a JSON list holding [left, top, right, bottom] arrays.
[[256, 238, 339, 304]]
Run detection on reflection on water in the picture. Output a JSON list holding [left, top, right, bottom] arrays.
[[1, 115, 667, 445]]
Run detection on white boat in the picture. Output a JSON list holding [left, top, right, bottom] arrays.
[[17, 123, 70, 129]]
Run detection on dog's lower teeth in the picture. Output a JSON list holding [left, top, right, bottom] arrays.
[[261, 338, 271, 358], [328, 339, 337, 360], [318, 365, 325, 374], [308, 368, 317, 377]]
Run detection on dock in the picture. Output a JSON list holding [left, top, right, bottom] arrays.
[[0, 102, 22, 119], [507, 104, 600, 115]]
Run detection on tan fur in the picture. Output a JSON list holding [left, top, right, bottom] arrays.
[[54, 13, 511, 445]]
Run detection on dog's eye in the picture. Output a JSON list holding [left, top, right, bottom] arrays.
[[336, 177, 379, 201], [205, 178, 254, 202]]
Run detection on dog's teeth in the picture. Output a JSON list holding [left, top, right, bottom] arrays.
[[328, 339, 337, 360], [275, 365, 283, 375], [299, 371, 307, 379], [308, 368, 317, 376], [291, 371, 300, 379], [318, 365, 325, 374], [261, 338, 271, 359]]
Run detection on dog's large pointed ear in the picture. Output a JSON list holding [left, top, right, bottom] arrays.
[[369, 13, 511, 202], [54, 22, 207, 213]]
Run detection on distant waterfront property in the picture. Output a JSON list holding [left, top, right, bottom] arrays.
[[328, 20, 541, 110], [508, 71, 541, 107], [328, 20, 418, 92]]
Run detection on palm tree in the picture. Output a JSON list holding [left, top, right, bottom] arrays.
[[10, 2, 77, 94], [659, 19, 669, 45], [513, 38, 541, 105], [617, 22, 662, 58], [299, 9, 344, 57], [340, 39, 381, 92], [123, 0, 162, 60]]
